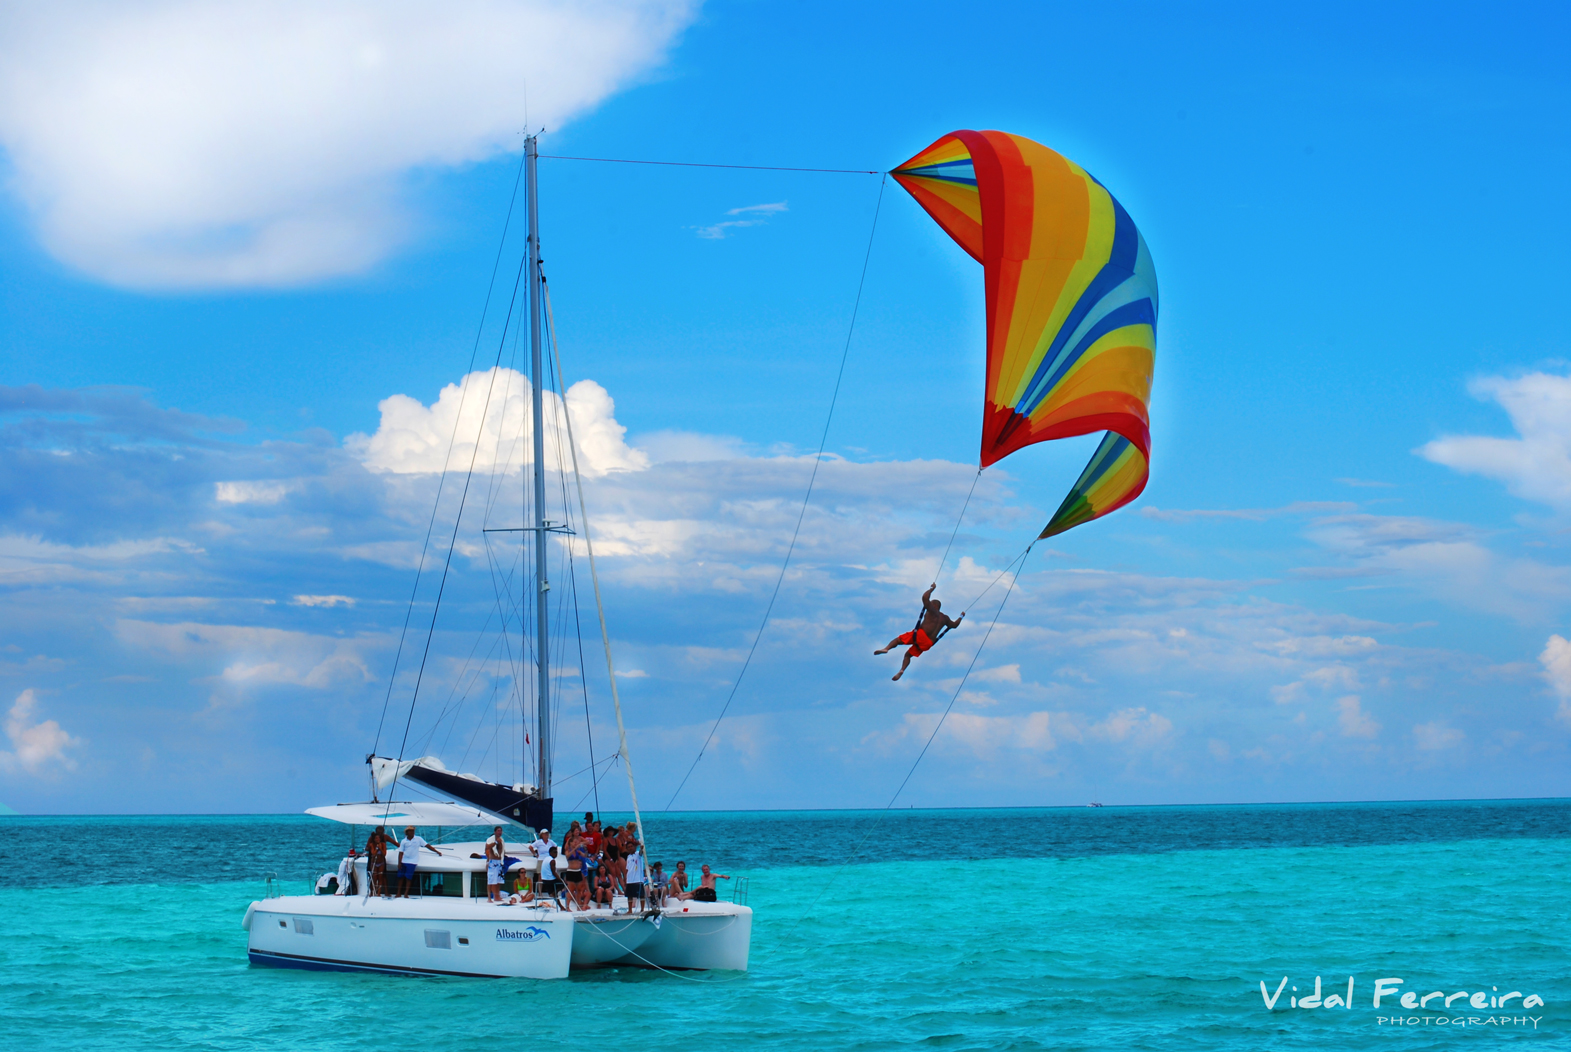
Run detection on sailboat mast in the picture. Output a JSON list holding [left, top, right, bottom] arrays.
[[525, 134, 551, 801]]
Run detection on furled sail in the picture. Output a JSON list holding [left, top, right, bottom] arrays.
[[892, 130, 1157, 538]]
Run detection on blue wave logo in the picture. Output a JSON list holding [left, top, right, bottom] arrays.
[[495, 926, 550, 942]]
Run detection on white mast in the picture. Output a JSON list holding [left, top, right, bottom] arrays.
[[526, 133, 551, 801]]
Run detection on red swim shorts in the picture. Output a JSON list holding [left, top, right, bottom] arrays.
[[897, 628, 934, 656]]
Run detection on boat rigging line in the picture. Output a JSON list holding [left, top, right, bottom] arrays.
[[662, 173, 889, 812], [382, 240, 533, 813], [542, 154, 881, 175], [542, 277, 648, 849], [790, 541, 1036, 930], [371, 144, 530, 768]]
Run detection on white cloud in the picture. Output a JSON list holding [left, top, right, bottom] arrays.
[[347, 370, 649, 478], [0, 1, 698, 288], [1306, 513, 1571, 621], [0, 533, 203, 585], [696, 201, 789, 240], [635, 430, 747, 463], [1538, 634, 1571, 726], [1412, 721, 1464, 751], [881, 710, 1057, 758], [1419, 372, 1571, 511], [1, 689, 80, 773], [115, 620, 379, 690], [1335, 694, 1380, 739], [216, 480, 292, 505], [1087, 706, 1173, 746], [292, 595, 355, 608]]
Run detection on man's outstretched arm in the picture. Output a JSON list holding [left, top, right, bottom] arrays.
[[922, 583, 936, 609]]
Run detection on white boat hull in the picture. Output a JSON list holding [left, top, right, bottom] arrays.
[[569, 911, 657, 966], [615, 902, 752, 971], [244, 895, 575, 979]]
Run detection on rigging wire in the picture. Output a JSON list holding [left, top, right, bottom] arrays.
[[569, 549, 602, 817], [383, 249, 531, 812], [934, 468, 984, 586], [372, 145, 530, 761], [662, 174, 889, 812], [790, 542, 1036, 929], [542, 154, 880, 175], [542, 279, 649, 850]]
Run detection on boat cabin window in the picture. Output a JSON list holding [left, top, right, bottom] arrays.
[[419, 871, 463, 898]]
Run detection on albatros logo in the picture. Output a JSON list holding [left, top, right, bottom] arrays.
[[1259, 976, 1546, 1028], [495, 926, 551, 943]]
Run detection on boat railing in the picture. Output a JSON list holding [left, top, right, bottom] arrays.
[[263, 871, 280, 899], [730, 876, 750, 906]]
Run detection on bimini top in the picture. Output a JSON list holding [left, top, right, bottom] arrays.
[[305, 801, 509, 827]]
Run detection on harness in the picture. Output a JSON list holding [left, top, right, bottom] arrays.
[[912, 602, 954, 647]]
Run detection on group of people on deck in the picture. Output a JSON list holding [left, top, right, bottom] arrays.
[[488, 813, 729, 911], [337, 814, 729, 910]]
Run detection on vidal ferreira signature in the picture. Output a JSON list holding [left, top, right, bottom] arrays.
[[1261, 976, 1546, 1013]]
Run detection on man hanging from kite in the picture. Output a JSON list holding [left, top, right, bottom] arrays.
[[875, 584, 964, 681]]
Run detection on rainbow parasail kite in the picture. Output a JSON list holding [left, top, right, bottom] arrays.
[[892, 131, 1157, 539]]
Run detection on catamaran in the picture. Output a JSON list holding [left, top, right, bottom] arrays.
[[242, 135, 752, 978]]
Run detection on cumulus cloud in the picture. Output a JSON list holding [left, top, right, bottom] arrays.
[[0, 1, 698, 288], [4, 375, 1560, 806], [0, 533, 204, 586], [215, 480, 293, 505], [1419, 372, 1571, 511], [1086, 706, 1173, 746], [1, 689, 80, 773], [881, 710, 1057, 758], [1538, 634, 1571, 726], [1306, 513, 1571, 621], [347, 370, 648, 478], [1335, 695, 1380, 739], [1140, 501, 1354, 522], [1412, 721, 1464, 751], [292, 595, 354, 608], [115, 620, 380, 691]]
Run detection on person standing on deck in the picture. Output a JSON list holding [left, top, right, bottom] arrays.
[[874, 584, 964, 681], [395, 825, 441, 898], [624, 840, 648, 913], [484, 835, 505, 902], [364, 826, 394, 897]]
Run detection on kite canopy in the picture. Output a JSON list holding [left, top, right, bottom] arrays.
[[892, 131, 1157, 538]]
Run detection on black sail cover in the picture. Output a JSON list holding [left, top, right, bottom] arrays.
[[403, 763, 554, 832]]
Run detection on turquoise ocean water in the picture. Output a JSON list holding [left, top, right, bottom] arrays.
[[2, 801, 1565, 1050]]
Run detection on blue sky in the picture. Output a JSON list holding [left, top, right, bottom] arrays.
[[3, 0, 1571, 814]]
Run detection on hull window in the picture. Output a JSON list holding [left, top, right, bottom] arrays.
[[424, 929, 452, 949], [293, 918, 314, 935]]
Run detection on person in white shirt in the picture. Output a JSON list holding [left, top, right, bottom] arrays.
[[334, 848, 359, 896], [396, 825, 442, 899], [538, 845, 562, 905], [623, 840, 647, 912], [528, 827, 556, 861]]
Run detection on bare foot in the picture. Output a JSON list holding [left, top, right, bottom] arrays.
[[874, 647, 889, 655], [891, 670, 904, 681]]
